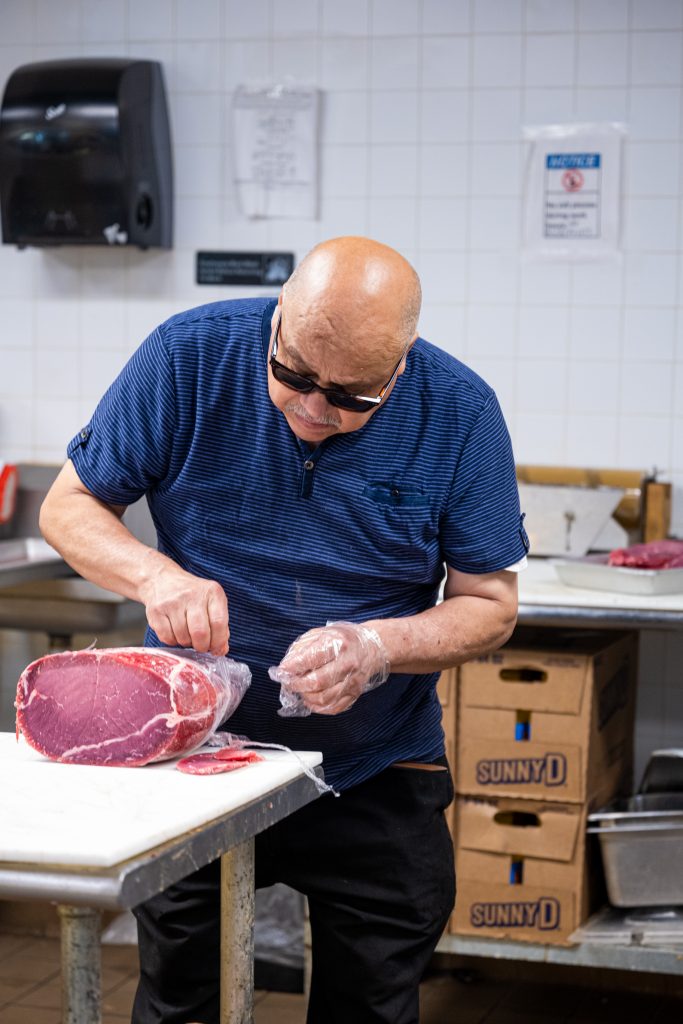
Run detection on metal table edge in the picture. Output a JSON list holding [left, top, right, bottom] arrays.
[[518, 602, 683, 631], [0, 559, 74, 590], [0, 767, 325, 910], [436, 933, 683, 975]]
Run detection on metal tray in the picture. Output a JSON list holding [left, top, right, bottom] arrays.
[[570, 906, 683, 946], [588, 794, 683, 907], [640, 750, 683, 794], [552, 554, 683, 595]]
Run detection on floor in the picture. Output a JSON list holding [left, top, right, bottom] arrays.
[[1, 931, 682, 1024]]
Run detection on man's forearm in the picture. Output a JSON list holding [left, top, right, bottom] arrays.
[[40, 486, 175, 603], [367, 593, 517, 675]]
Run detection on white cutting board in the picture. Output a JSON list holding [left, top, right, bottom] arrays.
[[0, 734, 322, 868]]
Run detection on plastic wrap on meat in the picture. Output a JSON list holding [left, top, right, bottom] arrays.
[[15, 647, 250, 767], [176, 749, 264, 775], [608, 539, 683, 569]]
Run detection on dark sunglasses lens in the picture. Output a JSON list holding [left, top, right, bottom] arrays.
[[271, 356, 375, 413], [271, 361, 313, 393], [326, 392, 373, 413]]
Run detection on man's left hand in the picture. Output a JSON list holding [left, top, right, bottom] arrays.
[[269, 621, 390, 716]]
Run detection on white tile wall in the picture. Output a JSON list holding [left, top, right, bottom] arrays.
[[577, 0, 629, 32], [526, 0, 575, 34], [473, 34, 522, 89], [0, 0, 682, 769], [421, 89, 469, 143], [525, 34, 576, 89], [272, 0, 319, 38], [468, 304, 517, 358], [564, 412, 619, 465], [82, 0, 127, 43], [320, 0, 369, 37], [631, 31, 682, 87], [627, 141, 680, 196], [631, 0, 683, 31], [629, 87, 681, 140], [422, 0, 470, 35], [622, 307, 675, 361], [518, 305, 570, 358], [473, 0, 523, 34]]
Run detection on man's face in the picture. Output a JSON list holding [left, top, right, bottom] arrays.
[[266, 303, 410, 444]]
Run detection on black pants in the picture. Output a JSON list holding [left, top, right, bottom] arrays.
[[131, 759, 455, 1024]]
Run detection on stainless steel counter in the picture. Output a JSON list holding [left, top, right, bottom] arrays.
[[0, 463, 147, 635], [438, 932, 683, 975], [0, 538, 73, 591]]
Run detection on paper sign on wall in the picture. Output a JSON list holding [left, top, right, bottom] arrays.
[[522, 122, 625, 261], [232, 83, 319, 220]]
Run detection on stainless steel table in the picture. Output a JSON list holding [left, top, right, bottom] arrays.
[[0, 537, 73, 590], [0, 735, 323, 1024], [0, 541, 147, 648]]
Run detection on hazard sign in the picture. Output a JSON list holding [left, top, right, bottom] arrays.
[[544, 153, 601, 240]]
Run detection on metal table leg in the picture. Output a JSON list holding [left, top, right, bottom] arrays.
[[220, 837, 255, 1024], [57, 904, 102, 1024]]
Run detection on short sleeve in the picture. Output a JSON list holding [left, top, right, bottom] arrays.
[[440, 393, 529, 574], [67, 327, 176, 506]]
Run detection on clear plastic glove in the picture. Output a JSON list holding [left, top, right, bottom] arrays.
[[268, 621, 390, 717]]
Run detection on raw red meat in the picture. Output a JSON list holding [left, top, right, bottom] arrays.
[[608, 540, 683, 570], [176, 749, 264, 775], [15, 648, 245, 767]]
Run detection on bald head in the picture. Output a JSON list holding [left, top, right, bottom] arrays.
[[283, 237, 421, 368]]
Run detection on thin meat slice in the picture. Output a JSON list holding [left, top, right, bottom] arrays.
[[15, 648, 248, 767], [176, 749, 264, 775]]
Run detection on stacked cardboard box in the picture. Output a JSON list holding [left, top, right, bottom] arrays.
[[451, 630, 637, 945]]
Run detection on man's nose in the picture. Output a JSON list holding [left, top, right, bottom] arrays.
[[300, 388, 332, 416]]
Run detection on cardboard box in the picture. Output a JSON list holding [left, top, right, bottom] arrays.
[[457, 631, 637, 804], [450, 795, 604, 945]]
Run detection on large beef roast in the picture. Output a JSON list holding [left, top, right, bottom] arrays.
[[15, 647, 250, 767]]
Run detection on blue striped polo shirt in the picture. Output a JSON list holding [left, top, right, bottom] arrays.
[[67, 297, 527, 791]]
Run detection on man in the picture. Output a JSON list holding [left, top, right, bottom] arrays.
[[40, 237, 527, 1024]]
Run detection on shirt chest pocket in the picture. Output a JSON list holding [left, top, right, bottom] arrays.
[[355, 481, 441, 581], [362, 482, 430, 508]]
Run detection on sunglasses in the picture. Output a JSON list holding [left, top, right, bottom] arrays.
[[270, 314, 409, 414]]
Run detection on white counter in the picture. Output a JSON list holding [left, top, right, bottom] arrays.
[[517, 559, 683, 629]]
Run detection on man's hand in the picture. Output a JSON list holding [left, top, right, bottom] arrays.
[[269, 622, 390, 716], [139, 562, 229, 656], [39, 461, 231, 657]]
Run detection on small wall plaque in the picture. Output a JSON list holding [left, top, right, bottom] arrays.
[[196, 250, 294, 286]]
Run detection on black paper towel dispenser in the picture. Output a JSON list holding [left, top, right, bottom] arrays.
[[0, 58, 173, 249]]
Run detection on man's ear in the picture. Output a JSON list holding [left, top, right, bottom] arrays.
[[397, 334, 418, 377], [271, 291, 284, 330]]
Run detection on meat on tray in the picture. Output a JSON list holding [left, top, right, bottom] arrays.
[[608, 539, 683, 570], [176, 748, 264, 775], [15, 647, 246, 767]]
